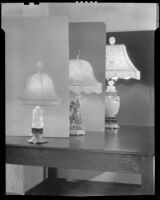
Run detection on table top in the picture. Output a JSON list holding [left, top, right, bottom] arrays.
[[6, 126, 154, 156]]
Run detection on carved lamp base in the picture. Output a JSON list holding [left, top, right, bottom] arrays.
[[69, 123, 85, 136], [69, 95, 85, 136], [69, 129, 85, 136]]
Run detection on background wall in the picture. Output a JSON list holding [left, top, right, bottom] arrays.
[[48, 3, 157, 32], [2, 3, 157, 32]]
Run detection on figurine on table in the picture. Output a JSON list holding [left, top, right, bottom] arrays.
[[69, 95, 85, 135]]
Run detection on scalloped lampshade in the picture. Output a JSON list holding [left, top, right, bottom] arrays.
[[69, 57, 102, 94]]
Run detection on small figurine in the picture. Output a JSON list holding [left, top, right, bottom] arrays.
[[73, 96, 82, 125], [69, 96, 84, 131]]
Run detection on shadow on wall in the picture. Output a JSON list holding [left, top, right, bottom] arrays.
[[69, 93, 105, 132], [69, 22, 106, 133], [117, 83, 154, 126], [81, 94, 105, 132]]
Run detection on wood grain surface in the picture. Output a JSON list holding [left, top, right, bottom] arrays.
[[6, 126, 154, 195], [6, 126, 154, 156]]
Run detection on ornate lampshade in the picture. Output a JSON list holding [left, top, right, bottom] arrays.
[[19, 61, 61, 143], [69, 51, 102, 136], [106, 37, 140, 80], [105, 37, 141, 129]]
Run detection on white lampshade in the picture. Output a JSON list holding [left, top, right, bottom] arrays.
[[19, 62, 61, 105], [69, 57, 102, 94], [106, 37, 140, 80]]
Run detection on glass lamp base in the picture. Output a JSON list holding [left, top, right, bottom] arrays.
[[69, 129, 85, 136], [28, 129, 47, 144], [28, 135, 47, 144]]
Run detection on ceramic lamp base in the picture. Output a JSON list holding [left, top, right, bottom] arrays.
[[69, 129, 85, 136], [105, 117, 120, 129], [105, 123, 119, 129]]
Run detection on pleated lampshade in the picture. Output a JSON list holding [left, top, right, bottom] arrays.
[[19, 62, 61, 106]]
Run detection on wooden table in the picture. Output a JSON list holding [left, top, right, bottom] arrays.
[[6, 126, 154, 196]]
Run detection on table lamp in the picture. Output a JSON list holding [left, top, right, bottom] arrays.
[[105, 37, 140, 129], [69, 50, 102, 136], [19, 61, 61, 144]]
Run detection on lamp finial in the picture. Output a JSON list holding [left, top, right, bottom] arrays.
[[37, 61, 43, 73], [109, 37, 115, 45], [76, 49, 81, 59]]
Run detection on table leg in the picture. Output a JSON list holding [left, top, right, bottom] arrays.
[[141, 156, 154, 194], [43, 167, 48, 179], [47, 167, 58, 195], [48, 167, 58, 180]]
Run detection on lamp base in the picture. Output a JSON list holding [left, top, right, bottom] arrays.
[[105, 123, 119, 129], [28, 135, 48, 144], [69, 129, 85, 136], [69, 95, 85, 136], [28, 128, 48, 144], [105, 117, 120, 129]]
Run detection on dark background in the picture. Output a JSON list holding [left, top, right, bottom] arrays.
[[107, 31, 154, 126], [69, 22, 106, 92]]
